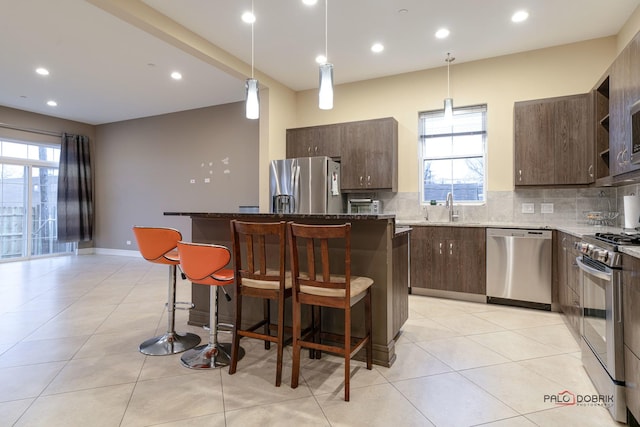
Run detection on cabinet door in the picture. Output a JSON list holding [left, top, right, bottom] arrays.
[[554, 94, 594, 184], [286, 125, 342, 159], [409, 226, 430, 289], [340, 118, 398, 191], [514, 101, 555, 185], [448, 228, 486, 294], [609, 44, 630, 176], [623, 254, 640, 358]]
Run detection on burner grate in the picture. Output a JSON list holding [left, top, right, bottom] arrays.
[[594, 232, 640, 245]]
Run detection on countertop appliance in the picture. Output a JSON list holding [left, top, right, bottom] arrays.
[[576, 232, 629, 423], [348, 198, 381, 214], [486, 228, 552, 310], [624, 195, 640, 230], [269, 156, 343, 214]]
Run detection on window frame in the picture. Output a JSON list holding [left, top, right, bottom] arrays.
[[418, 104, 488, 205]]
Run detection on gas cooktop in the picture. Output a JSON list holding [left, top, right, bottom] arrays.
[[593, 232, 640, 246]]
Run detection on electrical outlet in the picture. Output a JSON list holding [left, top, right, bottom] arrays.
[[189, 179, 196, 184], [521, 203, 535, 214], [541, 203, 554, 214], [126, 240, 131, 245], [204, 178, 211, 183]]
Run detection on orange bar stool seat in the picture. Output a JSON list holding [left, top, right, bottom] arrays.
[[132, 226, 201, 355], [177, 241, 240, 369], [228, 220, 292, 386], [287, 222, 373, 402]]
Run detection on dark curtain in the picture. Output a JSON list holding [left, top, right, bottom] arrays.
[[57, 133, 93, 242]]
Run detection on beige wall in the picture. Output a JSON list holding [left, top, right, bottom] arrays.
[[292, 37, 617, 193], [94, 102, 258, 249]]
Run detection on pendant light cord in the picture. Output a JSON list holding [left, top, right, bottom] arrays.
[[251, 0, 255, 79], [325, 0, 328, 61], [446, 52, 451, 98]]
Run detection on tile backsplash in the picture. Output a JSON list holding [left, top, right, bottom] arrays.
[[378, 184, 640, 227]]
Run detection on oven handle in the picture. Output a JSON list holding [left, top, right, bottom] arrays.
[[575, 256, 612, 281]]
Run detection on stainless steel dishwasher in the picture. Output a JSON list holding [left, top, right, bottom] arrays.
[[486, 228, 552, 310]]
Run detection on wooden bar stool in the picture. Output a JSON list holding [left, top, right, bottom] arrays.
[[176, 241, 237, 369], [228, 220, 291, 386], [287, 222, 373, 401], [132, 226, 201, 355]]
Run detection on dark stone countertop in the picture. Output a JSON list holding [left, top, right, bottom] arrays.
[[164, 212, 396, 221]]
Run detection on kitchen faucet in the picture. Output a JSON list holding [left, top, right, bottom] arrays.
[[445, 192, 458, 222]]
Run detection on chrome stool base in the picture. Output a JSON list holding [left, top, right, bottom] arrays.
[[139, 332, 201, 356], [180, 343, 245, 369]]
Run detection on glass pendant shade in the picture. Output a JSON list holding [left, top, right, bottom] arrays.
[[319, 63, 334, 110], [245, 78, 259, 119], [444, 97, 453, 123]]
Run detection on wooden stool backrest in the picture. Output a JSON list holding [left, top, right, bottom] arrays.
[[230, 220, 287, 285]]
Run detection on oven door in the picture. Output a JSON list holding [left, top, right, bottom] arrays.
[[576, 256, 624, 382]]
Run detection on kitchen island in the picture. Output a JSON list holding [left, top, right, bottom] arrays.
[[165, 212, 409, 367]]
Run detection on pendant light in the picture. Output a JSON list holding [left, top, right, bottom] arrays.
[[245, 1, 259, 119], [318, 0, 333, 110], [444, 52, 455, 123]]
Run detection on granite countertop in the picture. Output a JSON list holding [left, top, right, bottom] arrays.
[[164, 212, 396, 220]]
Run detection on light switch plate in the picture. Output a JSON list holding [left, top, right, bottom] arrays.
[[522, 203, 535, 214], [541, 203, 554, 214]]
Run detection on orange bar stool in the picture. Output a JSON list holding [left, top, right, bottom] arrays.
[[177, 241, 240, 369], [287, 222, 373, 402], [132, 226, 201, 355], [228, 220, 291, 386]]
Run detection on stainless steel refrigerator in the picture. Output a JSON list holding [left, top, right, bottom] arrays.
[[269, 156, 343, 214]]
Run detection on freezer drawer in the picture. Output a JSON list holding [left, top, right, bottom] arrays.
[[486, 228, 552, 307]]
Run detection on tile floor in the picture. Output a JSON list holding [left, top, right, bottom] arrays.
[[0, 254, 624, 426]]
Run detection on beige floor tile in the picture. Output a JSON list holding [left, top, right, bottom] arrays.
[[417, 336, 510, 370], [525, 404, 621, 426], [393, 372, 518, 426], [461, 362, 569, 414], [514, 323, 582, 353], [138, 352, 203, 381], [477, 415, 538, 426], [43, 351, 145, 394], [431, 313, 507, 335], [226, 396, 329, 427], [0, 335, 89, 368], [296, 353, 388, 399], [221, 359, 313, 411], [375, 342, 452, 381], [0, 399, 33, 426], [120, 374, 224, 426], [149, 413, 227, 426], [473, 307, 565, 330], [517, 354, 598, 393], [14, 384, 133, 427], [0, 362, 65, 402], [317, 382, 434, 426], [397, 317, 460, 343], [73, 327, 158, 358], [467, 330, 566, 361]]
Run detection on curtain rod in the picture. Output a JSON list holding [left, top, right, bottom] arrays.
[[0, 122, 62, 138]]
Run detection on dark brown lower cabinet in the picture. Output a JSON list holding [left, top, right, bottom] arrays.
[[410, 226, 486, 295], [623, 254, 640, 423], [556, 232, 582, 340]]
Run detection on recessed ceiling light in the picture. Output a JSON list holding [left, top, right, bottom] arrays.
[[171, 71, 182, 80], [315, 54, 327, 64], [36, 67, 49, 76], [46, 100, 57, 107], [371, 43, 384, 53], [241, 11, 256, 23], [512, 10, 529, 23], [302, 0, 318, 5], [435, 28, 450, 39]]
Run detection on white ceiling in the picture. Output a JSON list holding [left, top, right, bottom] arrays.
[[1, 0, 639, 125]]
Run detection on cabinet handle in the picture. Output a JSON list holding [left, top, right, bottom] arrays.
[[588, 164, 594, 178], [307, 146, 311, 154], [449, 242, 453, 255], [623, 147, 630, 165], [617, 150, 624, 166], [518, 170, 522, 182], [359, 176, 363, 186], [314, 146, 318, 154], [367, 175, 371, 185], [439, 242, 443, 255]]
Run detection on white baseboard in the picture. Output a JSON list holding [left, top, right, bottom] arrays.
[[92, 248, 141, 257]]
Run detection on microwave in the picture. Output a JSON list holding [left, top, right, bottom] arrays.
[[348, 198, 381, 214], [631, 100, 640, 164]]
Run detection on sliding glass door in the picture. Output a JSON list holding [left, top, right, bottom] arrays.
[[0, 140, 75, 261]]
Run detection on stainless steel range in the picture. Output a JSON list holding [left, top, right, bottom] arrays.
[[575, 232, 630, 423]]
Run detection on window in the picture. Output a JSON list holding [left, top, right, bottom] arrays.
[[0, 139, 75, 260], [419, 105, 487, 203]]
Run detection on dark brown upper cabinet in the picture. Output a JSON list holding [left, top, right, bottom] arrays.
[[514, 93, 594, 186]]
